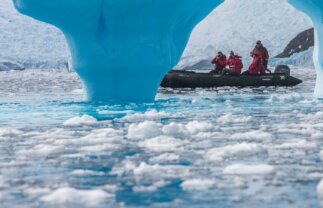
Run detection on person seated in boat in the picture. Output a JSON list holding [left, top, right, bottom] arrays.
[[210, 51, 227, 74], [222, 51, 243, 75], [243, 53, 266, 75], [251, 40, 269, 70]]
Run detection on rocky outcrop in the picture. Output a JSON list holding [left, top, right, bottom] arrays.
[[275, 28, 314, 58]]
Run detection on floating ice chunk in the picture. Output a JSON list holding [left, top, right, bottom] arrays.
[[70, 170, 105, 176], [120, 110, 174, 122], [206, 143, 263, 162], [23, 187, 52, 198], [276, 140, 316, 150], [40, 187, 112, 206], [0, 176, 7, 189], [181, 179, 216, 191], [138, 136, 186, 152], [185, 121, 214, 135], [18, 144, 65, 157], [267, 93, 303, 103], [63, 115, 97, 126], [302, 112, 323, 121], [162, 122, 187, 138], [230, 130, 272, 141], [0, 127, 23, 138], [320, 150, 323, 160], [127, 121, 162, 140], [149, 153, 180, 163], [133, 162, 190, 179], [223, 164, 275, 176], [133, 180, 168, 193], [217, 113, 252, 124], [318, 179, 323, 199], [311, 132, 323, 140]]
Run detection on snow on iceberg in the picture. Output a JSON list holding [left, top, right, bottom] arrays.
[[13, 0, 223, 102], [288, 0, 323, 98]]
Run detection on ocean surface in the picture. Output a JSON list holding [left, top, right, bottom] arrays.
[[0, 68, 322, 208]]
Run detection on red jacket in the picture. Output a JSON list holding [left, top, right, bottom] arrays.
[[248, 56, 266, 75], [227, 56, 243, 74], [211, 55, 227, 73], [251, 46, 269, 64]]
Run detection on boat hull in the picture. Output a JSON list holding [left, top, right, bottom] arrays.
[[161, 70, 303, 88]]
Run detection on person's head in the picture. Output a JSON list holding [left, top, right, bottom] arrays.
[[256, 40, 262, 48], [217, 51, 223, 56], [230, 51, 235, 57]]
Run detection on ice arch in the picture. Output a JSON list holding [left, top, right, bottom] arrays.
[[13, 0, 223, 102], [288, 0, 323, 98]]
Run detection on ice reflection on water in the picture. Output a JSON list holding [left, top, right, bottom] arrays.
[[0, 68, 322, 208]]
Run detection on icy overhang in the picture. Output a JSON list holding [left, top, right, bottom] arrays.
[[13, 0, 224, 102], [288, 0, 323, 97]]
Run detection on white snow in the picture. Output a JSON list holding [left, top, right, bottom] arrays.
[[223, 164, 275, 176], [181, 179, 216, 191], [40, 187, 112, 206]]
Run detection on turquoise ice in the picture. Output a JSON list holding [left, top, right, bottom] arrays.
[[13, 0, 223, 102], [288, 0, 323, 98]]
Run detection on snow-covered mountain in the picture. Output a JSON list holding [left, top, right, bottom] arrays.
[[0, 0, 312, 69]]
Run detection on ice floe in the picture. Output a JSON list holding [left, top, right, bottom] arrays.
[[63, 115, 98, 126], [181, 179, 216, 191], [40, 187, 113, 206], [206, 143, 264, 161], [223, 164, 275, 176]]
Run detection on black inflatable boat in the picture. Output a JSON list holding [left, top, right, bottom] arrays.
[[161, 65, 302, 88]]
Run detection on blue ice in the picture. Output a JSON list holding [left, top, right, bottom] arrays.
[[288, 0, 323, 98], [13, 0, 223, 102]]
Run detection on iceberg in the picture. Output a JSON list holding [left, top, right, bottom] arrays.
[[288, 0, 323, 98], [13, 0, 223, 102]]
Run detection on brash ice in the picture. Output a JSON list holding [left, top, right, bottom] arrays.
[[288, 0, 323, 98], [13, 0, 224, 102]]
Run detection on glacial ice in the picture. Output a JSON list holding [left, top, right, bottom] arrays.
[[288, 0, 323, 98], [13, 0, 223, 102]]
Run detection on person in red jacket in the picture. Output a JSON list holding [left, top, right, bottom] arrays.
[[210, 52, 227, 74], [223, 51, 243, 75], [251, 40, 269, 69], [246, 53, 266, 75]]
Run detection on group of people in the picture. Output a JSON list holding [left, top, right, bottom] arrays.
[[210, 40, 269, 75]]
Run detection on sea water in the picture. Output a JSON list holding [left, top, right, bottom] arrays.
[[0, 68, 322, 208]]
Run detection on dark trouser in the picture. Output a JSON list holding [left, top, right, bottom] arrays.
[[263, 60, 268, 69], [222, 68, 239, 75], [242, 71, 250, 75]]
